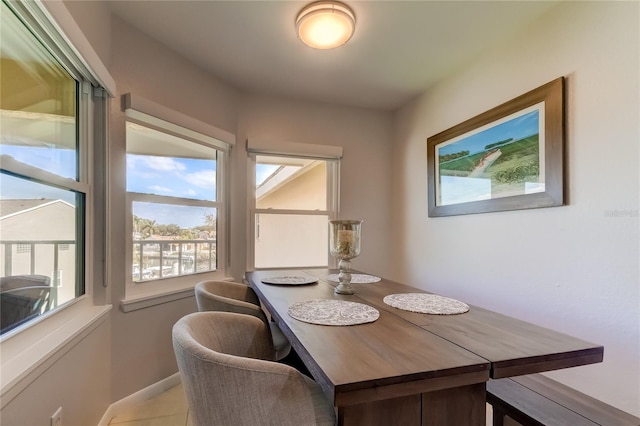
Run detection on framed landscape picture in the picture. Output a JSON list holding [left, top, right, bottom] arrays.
[[427, 77, 565, 217]]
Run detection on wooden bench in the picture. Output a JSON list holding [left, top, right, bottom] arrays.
[[487, 374, 640, 426]]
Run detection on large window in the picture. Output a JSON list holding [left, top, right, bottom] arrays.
[[0, 0, 101, 335], [249, 154, 339, 269], [125, 112, 229, 294]]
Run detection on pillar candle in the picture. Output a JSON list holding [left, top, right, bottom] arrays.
[[336, 229, 356, 257]]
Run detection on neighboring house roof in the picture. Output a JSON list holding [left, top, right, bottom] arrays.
[[0, 199, 76, 241], [0, 199, 72, 219], [257, 160, 320, 200]]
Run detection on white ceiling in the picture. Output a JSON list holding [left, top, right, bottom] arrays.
[[106, 1, 559, 111]]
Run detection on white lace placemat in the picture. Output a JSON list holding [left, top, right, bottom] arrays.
[[383, 293, 469, 315], [326, 273, 381, 284], [261, 276, 317, 285], [288, 299, 380, 326]]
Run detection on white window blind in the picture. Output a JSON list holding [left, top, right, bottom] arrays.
[[247, 138, 343, 159], [124, 93, 234, 152]]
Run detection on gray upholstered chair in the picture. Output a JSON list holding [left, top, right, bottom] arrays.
[[0, 274, 54, 334], [194, 280, 291, 360], [172, 311, 336, 426]]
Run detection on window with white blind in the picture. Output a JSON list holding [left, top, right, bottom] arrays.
[[124, 94, 233, 302], [0, 0, 108, 335], [247, 140, 341, 270]]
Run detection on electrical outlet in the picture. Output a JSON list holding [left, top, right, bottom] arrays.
[[50, 407, 62, 426]]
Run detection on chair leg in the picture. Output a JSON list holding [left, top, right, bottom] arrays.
[[492, 405, 505, 426], [280, 348, 312, 376]]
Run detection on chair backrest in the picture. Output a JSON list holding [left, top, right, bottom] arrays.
[[194, 280, 267, 324], [0, 274, 51, 291], [1, 287, 52, 334], [172, 312, 321, 426]]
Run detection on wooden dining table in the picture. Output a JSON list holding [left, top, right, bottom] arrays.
[[245, 269, 604, 426]]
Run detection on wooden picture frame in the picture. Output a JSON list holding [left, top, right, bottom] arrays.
[[427, 77, 565, 217]]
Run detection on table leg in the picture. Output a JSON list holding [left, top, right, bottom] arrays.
[[422, 383, 486, 426], [338, 394, 421, 426], [336, 383, 486, 426]]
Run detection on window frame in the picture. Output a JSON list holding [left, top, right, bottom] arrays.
[[122, 96, 233, 306], [247, 152, 340, 271], [0, 73, 95, 337]]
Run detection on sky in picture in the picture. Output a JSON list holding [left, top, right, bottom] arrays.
[[0, 172, 77, 205], [1, 146, 77, 204], [126, 154, 216, 228], [437, 109, 540, 156], [256, 164, 279, 186], [1, 145, 76, 179], [126, 154, 216, 202]]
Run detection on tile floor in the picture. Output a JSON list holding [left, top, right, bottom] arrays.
[[107, 383, 191, 426]]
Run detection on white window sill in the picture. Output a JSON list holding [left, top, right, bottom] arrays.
[[121, 275, 235, 312], [120, 286, 196, 312], [0, 299, 112, 408]]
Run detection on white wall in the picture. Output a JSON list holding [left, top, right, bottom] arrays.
[[391, 1, 639, 416], [0, 319, 111, 426], [62, 0, 111, 68]]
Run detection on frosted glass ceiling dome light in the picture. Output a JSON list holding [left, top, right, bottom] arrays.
[[296, 1, 355, 49]]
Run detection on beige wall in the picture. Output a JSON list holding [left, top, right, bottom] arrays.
[[4, 1, 637, 424], [391, 1, 639, 416]]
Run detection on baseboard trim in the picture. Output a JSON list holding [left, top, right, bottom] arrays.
[[97, 372, 182, 426]]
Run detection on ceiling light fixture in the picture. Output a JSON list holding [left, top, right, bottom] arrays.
[[296, 1, 355, 50]]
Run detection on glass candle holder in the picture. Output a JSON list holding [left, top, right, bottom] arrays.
[[329, 219, 363, 295]]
